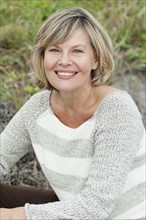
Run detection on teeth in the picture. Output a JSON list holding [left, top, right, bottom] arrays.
[[57, 72, 76, 76]]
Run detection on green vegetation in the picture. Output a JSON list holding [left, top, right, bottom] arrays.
[[0, 0, 145, 109]]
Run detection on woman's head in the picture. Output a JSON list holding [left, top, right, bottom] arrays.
[[31, 8, 114, 90]]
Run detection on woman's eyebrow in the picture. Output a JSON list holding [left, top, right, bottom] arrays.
[[61, 44, 85, 47], [72, 44, 86, 47], [49, 44, 86, 49]]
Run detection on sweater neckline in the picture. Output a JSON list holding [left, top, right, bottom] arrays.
[[47, 90, 128, 130]]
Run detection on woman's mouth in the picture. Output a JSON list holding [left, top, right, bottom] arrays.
[[55, 71, 77, 76], [55, 71, 77, 79]]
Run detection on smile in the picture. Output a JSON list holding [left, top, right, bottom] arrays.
[[55, 71, 77, 76]]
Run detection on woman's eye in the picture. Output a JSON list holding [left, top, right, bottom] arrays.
[[49, 48, 60, 53], [73, 49, 83, 53]]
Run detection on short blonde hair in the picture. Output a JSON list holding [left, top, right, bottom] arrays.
[[31, 8, 114, 90]]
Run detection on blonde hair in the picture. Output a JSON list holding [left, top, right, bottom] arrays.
[[31, 8, 114, 90]]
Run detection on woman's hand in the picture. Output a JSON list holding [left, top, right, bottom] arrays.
[[0, 207, 27, 220], [0, 208, 11, 220]]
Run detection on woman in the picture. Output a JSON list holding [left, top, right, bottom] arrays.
[[0, 8, 145, 220]]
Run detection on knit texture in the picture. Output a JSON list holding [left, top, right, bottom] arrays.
[[0, 90, 145, 219]]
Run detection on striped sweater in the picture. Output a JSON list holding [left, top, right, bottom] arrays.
[[0, 90, 145, 219]]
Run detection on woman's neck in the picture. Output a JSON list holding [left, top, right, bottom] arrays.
[[52, 86, 98, 112], [50, 85, 119, 128]]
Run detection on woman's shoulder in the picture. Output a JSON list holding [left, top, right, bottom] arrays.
[[95, 85, 136, 110], [26, 89, 51, 106], [20, 89, 51, 116], [95, 86, 141, 124], [30, 89, 51, 100], [94, 86, 144, 131], [13, 90, 51, 127]]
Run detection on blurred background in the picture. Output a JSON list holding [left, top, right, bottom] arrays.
[[0, 0, 145, 188]]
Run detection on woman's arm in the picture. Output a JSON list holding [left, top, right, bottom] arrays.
[[0, 91, 49, 180], [0, 102, 32, 179], [0, 105, 31, 216], [0, 207, 26, 220]]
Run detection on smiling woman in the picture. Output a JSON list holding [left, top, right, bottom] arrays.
[[43, 28, 98, 92], [31, 8, 114, 90], [0, 7, 145, 220]]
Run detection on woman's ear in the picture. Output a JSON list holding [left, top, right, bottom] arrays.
[[92, 60, 98, 70]]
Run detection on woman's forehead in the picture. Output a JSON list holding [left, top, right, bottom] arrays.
[[52, 28, 90, 46]]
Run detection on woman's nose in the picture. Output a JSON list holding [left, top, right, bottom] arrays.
[[58, 53, 72, 66]]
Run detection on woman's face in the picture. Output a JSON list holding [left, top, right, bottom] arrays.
[[44, 28, 98, 93]]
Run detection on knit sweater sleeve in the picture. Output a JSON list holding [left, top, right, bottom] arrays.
[[0, 91, 51, 179], [25, 93, 144, 220], [0, 101, 33, 179]]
